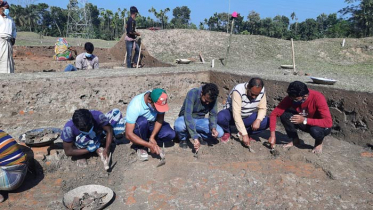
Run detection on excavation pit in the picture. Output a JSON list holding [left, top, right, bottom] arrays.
[[0, 69, 372, 209]]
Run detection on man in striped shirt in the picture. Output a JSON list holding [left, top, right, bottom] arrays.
[[217, 78, 269, 147], [0, 130, 28, 202]]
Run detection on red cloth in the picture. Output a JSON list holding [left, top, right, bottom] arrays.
[[269, 89, 332, 131]]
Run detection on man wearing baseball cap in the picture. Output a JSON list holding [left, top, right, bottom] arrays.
[[125, 88, 175, 161]]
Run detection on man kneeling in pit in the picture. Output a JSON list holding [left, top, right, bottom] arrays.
[[61, 109, 113, 170]]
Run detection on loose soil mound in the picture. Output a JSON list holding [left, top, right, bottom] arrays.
[[109, 34, 172, 68]]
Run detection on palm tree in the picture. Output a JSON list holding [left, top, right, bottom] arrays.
[[24, 5, 40, 32], [290, 12, 298, 35]]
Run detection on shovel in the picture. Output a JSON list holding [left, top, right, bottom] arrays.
[[157, 143, 166, 167]]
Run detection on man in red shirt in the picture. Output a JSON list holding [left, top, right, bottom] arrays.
[[268, 81, 332, 153]]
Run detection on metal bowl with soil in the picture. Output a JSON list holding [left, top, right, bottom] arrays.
[[310, 76, 337, 85], [19, 127, 62, 147], [63, 185, 114, 210]]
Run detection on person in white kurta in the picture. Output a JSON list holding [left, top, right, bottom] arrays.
[[0, 7, 16, 73]]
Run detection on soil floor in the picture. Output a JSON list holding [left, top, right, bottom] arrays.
[[2, 30, 373, 209], [0, 103, 372, 209]]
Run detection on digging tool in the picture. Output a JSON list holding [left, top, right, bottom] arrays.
[[104, 152, 112, 171], [194, 149, 199, 159], [291, 38, 297, 74], [157, 143, 166, 167], [136, 37, 142, 68], [247, 145, 255, 153], [270, 145, 280, 157], [237, 132, 255, 153], [124, 52, 127, 67], [193, 138, 202, 159]]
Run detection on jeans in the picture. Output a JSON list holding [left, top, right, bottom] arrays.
[[280, 109, 331, 146], [174, 116, 224, 141], [217, 109, 269, 135], [126, 40, 139, 68], [64, 64, 77, 72], [132, 117, 175, 148]]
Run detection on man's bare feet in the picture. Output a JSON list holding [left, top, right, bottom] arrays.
[[76, 158, 88, 168], [0, 193, 5, 203], [283, 138, 300, 148], [312, 144, 323, 154], [283, 141, 294, 148]]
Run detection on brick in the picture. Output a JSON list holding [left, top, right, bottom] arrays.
[[31, 146, 50, 156], [361, 152, 373, 157], [54, 178, 63, 186], [126, 195, 136, 205]]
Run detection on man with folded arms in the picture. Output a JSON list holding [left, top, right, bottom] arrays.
[[268, 81, 332, 153]]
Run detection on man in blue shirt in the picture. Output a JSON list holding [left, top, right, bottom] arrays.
[[125, 88, 175, 161], [174, 83, 224, 151]]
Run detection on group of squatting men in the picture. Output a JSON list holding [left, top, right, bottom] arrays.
[[60, 78, 333, 166], [0, 79, 333, 202]]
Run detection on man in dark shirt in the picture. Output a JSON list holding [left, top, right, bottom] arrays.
[[125, 6, 141, 68], [174, 83, 224, 151]]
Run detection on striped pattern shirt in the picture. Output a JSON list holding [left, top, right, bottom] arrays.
[[0, 130, 27, 166], [224, 83, 266, 118]]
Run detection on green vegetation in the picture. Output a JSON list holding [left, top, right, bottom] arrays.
[[16, 32, 117, 48], [8, 0, 373, 41]]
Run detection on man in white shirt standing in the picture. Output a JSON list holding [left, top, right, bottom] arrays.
[[0, 7, 16, 73]]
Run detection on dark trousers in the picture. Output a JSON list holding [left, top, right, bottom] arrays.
[[280, 109, 331, 146], [126, 41, 139, 68], [217, 109, 269, 135], [132, 117, 175, 148]]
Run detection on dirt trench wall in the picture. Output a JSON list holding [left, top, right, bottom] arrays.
[[211, 72, 373, 147], [0, 72, 209, 136]]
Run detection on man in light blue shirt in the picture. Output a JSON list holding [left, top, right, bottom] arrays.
[[125, 88, 175, 161]]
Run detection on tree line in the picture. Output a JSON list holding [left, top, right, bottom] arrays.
[[9, 0, 373, 41]]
